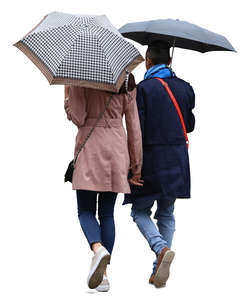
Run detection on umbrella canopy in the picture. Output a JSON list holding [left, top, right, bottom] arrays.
[[14, 12, 144, 92], [119, 19, 235, 53]]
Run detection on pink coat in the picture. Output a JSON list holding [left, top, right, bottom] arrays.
[[64, 86, 143, 193]]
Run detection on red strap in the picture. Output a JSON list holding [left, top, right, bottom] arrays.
[[156, 78, 189, 149]]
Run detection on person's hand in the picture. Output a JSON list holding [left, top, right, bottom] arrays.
[[64, 85, 70, 100], [129, 174, 144, 186]]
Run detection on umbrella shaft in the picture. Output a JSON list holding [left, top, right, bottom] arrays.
[[170, 38, 176, 68]]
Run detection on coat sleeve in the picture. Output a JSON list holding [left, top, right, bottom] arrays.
[[186, 85, 195, 133], [124, 88, 143, 175], [64, 85, 87, 128]]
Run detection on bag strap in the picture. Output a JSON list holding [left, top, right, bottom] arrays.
[[156, 78, 189, 149], [73, 94, 113, 165]]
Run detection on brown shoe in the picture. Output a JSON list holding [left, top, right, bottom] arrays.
[[153, 247, 175, 288]]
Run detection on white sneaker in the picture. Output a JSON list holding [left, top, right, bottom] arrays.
[[87, 246, 111, 289], [96, 275, 110, 292]]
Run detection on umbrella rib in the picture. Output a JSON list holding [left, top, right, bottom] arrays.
[[54, 36, 80, 77]]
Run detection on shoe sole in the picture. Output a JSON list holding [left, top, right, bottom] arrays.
[[88, 254, 111, 289], [154, 250, 175, 288], [149, 281, 166, 288], [96, 285, 110, 292]]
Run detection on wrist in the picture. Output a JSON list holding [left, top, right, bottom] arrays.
[[132, 172, 141, 177]]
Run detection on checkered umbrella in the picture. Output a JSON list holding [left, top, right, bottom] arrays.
[[14, 12, 144, 92]]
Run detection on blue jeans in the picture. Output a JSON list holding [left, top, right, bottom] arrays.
[[131, 200, 175, 274], [76, 190, 117, 254]]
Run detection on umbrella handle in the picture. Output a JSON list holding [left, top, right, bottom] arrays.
[[125, 69, 129, 93], [170, 38, 176, 68]]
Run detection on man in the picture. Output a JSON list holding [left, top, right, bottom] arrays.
[[124, 41, 195, 288]]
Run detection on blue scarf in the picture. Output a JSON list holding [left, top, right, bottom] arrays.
[[144, 64, 175, 80]]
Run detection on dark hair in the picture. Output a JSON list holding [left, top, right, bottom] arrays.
[[146, 41, 171, 65], [118, 73, 136, 94]]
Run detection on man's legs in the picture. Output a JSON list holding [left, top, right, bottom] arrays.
[[131, 199, 175, 287], [131, 203, 168, 257], [152, 200, 176, 275]]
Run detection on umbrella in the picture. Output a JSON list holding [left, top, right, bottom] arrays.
[[119, 18, 235, 53], [14, 11, 144, 93]]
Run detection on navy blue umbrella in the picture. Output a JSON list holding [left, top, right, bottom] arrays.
[[119, 19, 235, 53]]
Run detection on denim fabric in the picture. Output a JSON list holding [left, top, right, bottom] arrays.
[[131, 199, 175, 274], [76, 190, 117, 254]]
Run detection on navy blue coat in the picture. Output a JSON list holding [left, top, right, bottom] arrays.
[[123, 76, 195, 209]]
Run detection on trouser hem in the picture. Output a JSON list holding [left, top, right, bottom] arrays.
[[89, 240, 102, 250]]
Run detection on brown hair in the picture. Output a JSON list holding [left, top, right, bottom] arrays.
[[118, 73, 136, 94]]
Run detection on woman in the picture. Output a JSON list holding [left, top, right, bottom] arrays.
[[64, 74, 143, 292]]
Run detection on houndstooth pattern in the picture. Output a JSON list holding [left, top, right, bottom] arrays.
[[20, 12, 141, 84], [31, 12, 94, 34]]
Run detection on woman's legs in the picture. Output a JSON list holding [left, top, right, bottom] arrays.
[[76, 190, 102, 250], [98, 192, 117, 254], [76, 190, 116, 289], [76, 190, 117, 254]]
